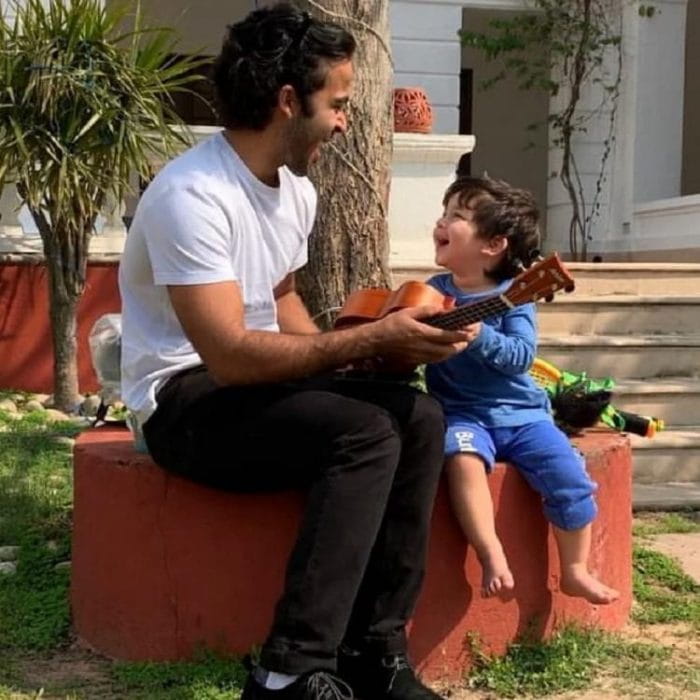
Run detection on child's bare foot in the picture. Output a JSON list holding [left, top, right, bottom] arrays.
[[478, 547, 515, 597], [560, 566, 619, 604]]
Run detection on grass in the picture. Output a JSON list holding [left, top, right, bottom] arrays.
[[465, 530, 700, 697], [0, 404, 699, 698], [467, 625, 673, 697], [633, 512, 700, 538], [632, 544, 700, 626], [631, 511, 700, 628], [112, 653, 247, 699], [0, 651, 248, 700], [0, 410, 80, 652], [0, 688, 46, 700], [0, 408, 248, 698], [0, 656, 21, 690]]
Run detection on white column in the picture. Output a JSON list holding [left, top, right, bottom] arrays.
[[604, 0, 640, 256], [389, 133, 475, 265], [633, 0, 688, 203], [0, 186, 26, 239]]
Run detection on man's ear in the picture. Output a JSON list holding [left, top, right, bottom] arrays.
[[278, 84, 300, 119]]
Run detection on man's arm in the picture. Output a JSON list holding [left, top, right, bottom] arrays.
[[168, 281, 471, 386], [274, 274, 319, 335]]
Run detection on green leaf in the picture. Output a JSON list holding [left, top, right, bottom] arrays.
[[0, 0, 207, 402], [72, 111, 102, 143]]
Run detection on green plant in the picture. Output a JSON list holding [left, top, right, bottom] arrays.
[[0, 0, 207, 413], [0, 687, 41, 700], [467, 624, 669, 697], [0, 411, 80, 651], [633, 512, 700, 538], [0, 656, 20, 687], [460, 0, 623, 260], [633, 545, 700, 626], [112, 652, 247, 700]]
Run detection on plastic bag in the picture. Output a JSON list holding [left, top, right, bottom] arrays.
[[88, 314, 148, 452], [88, 313, 123, 405]]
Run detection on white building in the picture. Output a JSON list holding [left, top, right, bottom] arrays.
[[391, 0, 698, 262], [1, 0, 697, 263]]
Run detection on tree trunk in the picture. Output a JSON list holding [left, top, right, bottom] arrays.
[[297, 0, 393, 326], [27, 199, 89, 413], [47, 276, 81, 413]]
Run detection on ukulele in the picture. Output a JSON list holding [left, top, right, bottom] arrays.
[[334, 253, 575, 370]]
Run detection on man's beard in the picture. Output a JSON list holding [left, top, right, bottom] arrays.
[[284, 118, 318, 177]]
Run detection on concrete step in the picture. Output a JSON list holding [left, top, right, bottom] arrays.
[[633, 481, 700, 510], [537, 295, 700, 335], [391, 262, 700, 297], [629, 427, 700, 484], [612, 378, 700, 427], [538, 334, 700, 380], [564, 263, 700, 297]]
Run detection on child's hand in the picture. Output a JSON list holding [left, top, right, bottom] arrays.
[[462, 322, 481, 343]]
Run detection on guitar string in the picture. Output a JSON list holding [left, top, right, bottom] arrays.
[[424, 272, 561, 330], [425, 297, 508, 330]]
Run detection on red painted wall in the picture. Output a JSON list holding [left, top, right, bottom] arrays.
[[72, 428, 632, 681], [0, 261, 121, 394]]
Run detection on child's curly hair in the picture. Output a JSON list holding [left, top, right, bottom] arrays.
[[443, 176, 541, 282]]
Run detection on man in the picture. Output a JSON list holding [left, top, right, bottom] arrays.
[[119, 4, 468, 699]]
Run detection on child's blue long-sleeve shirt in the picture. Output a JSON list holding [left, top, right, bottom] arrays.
[[425, 273, 551, 427]]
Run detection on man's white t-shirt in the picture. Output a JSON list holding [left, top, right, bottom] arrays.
[[119, 131, 317, 423]]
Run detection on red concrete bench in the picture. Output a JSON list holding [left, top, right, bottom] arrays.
[[71, 427, 632, 682]]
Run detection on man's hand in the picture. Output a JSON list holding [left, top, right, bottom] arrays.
[[369, 306, 471, 365]]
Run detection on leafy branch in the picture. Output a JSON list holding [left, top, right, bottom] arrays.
[[0, 0, 207, 410], [460, 0, 624, 260]]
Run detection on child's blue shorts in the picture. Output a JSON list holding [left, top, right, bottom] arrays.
[[445, 418, 597, 531]]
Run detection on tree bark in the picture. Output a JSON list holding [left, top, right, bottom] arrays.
[[30, 203, 89, 413], [297, 0, 393, 327], [47, 277, 81, 414]]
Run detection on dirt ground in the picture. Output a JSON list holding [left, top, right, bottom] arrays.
[[446, 619, 700, 699], [6, 527, 700, 700], [11, 623, 698, 700], [447, 527, 700, 700], [648, 532, 700, 584]]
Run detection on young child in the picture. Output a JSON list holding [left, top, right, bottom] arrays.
[[425, 176, 619, 605]]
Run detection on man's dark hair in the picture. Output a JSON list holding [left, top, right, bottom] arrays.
[[443, 176, 541, 282], [212, 3, 356, 130]]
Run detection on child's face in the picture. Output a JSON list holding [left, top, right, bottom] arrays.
[[433, 193, 493, 275]]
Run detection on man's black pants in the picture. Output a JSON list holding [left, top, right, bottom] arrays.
[[143, 366, 445, 675]]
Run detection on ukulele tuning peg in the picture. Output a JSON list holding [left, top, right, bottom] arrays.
[[528, 248, 544, 264], [565, 283, 575, 293], [513, 258, 526, 273], [544, 293, 554, 303]]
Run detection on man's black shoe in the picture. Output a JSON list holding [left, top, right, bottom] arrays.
[[241, 668, 354, 700], [337, 648, 444, 700]]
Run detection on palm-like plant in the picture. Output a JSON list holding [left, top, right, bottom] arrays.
[[0, 0, 207, 412]]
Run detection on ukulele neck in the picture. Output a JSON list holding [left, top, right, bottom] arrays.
[[424, 295, 513, 330]]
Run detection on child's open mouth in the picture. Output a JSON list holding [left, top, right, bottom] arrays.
[[435, 235, 449, 249]]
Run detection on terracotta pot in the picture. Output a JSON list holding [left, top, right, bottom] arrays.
[[393, 87, 433, 134]]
